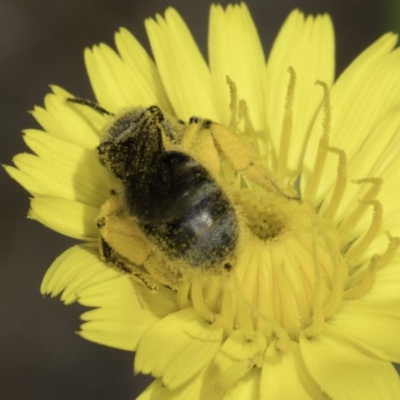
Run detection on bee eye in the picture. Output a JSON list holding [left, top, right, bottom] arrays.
[[201, 120, 212, 129], [189, 116, 199, 124], [148, 106, 164, 122]]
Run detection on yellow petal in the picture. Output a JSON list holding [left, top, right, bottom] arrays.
[[135, 308, 223, 390], [304, 33, 399, 201], [224, 369, 260, 400], [209, 3, 266, 130], [10, 130, 109, 206], [261, 343, 328, 399], [41, 244, 177, 351], [323, 107, 400, 236], [29, 196, 98, 240], [209, 329, 266, 394], [41, 243, 115, 299], [4, 165, 49, 195], [114, 28, 172, 110], [366, 253, 400, 301], [266, 10, 334, 172], [328, 299, 400, 363], [145, 8, 225, 121], [80, 282, 177, 351], [85, 41, 171, 111], [300, 326, 400, 399], [31, 86, 103, 149], [137, 375, 204, 400]]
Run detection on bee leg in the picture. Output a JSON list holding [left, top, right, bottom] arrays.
[[99, 238, 158, 291]]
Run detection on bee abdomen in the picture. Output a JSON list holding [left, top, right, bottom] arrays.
[[142, 179, 238, 268]]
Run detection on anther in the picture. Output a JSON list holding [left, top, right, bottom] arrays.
[[226, 76, 239, 129], [238, 99, 259, 158]]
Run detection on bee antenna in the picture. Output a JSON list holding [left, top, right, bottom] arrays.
[[67, 97, 114, 116]]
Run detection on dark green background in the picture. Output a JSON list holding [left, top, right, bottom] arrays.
[[0, 0, 397, 399]]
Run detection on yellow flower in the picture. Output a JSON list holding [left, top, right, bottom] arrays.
[[6, 3, 400, 399]]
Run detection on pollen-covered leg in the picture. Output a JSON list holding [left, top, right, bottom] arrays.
[[96, 192, 186, 290], [99, 238, 158, 291], [184, 77, 295, 198], [96, 194, 159, 290]]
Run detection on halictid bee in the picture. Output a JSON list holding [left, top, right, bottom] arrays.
[[68, 98, 239, 288]]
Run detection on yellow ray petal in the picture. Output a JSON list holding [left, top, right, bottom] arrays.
[[41, 243, 116, 299], [224, 368, 260, 400], [300, 326, 400, 399], [81, 300, 169, 349], [41, 244, 177, 351], [304, 33, 399, 201], [366, 252, 400, 301], [135, 308, 223, 390], [114, 28, 172, 110], [4, 165, 50, 195], [29, 196, 98, 240], [321, 108, 400, 233], [261, 343, 329, 399], [145, 8, 226, 121], [85, 41, 170, 111], [266, 10, 334, 173], [137, 374, 205, 400], [10, 131, 109, 206], [209, 3, 266, 131], [328, 299, 400, 363], [32, 86, 103, 149]]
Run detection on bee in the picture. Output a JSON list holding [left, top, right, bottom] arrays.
[[68, 98, 239, 288]]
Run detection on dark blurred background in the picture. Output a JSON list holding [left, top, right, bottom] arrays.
[[0, 0, 397, 399]]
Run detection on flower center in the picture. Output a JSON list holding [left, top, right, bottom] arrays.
[[237, 189, 285, 240]]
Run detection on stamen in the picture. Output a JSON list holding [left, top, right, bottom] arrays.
[[226, 76, 238, 129], [304, 81, 331, 200], [340, 178, 383, 233], [277, 67, 296, 183], [323, 147, 347, 221], [191, 280, 215, 323], [238, 99, 260, 158], [344, 256, 379, 300], [346, 200, 383, 262]]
